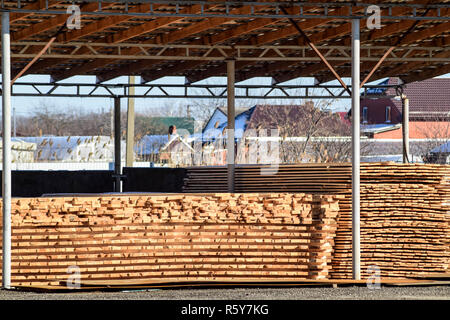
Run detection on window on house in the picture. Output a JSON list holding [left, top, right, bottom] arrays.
[[385, 106, 391, 123], [362, 107, 368, 124]]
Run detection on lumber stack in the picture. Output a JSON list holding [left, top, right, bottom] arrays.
[[182, 164, 353, 194], [331, 163, 450, 279], [0, 193, 341, 287], [182, 162, 450, 279], [0, 162, 447, 286]]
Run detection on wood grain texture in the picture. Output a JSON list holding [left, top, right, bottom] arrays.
[[182, 162, 450, 279], [0, 193, 340, 286]]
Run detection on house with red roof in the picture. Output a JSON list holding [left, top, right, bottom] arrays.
[[360, 77, 450, 140]]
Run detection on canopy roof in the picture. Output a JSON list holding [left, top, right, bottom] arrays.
[[4, 0, 450, 84]]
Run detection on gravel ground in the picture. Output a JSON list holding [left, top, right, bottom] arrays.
[[0, 285, 449, 300]]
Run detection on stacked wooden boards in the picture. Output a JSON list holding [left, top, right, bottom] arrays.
[[182, 162, 450, 279], [0, 193, 341, 287], [333, 163, 450, 279], [0, 162, 447, 286], [182, 163, 353, 194]]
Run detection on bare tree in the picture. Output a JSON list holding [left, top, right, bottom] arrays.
[[414, 115, 450, 163], [242, 100, 352, 164]]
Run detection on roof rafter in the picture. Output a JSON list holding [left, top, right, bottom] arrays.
[[185, 19, 353, 83], [49, 4, 259, 82], [10, 0, 63, 23], [19, 1, 205, 69], [98, 16, 285, 82], [138, 6, 357, 82], [184, 1, 409, 83], [401, 61, 450, 83], [11, 1, 117, 41], [190, 2, 440, 83], [10, 2, 118, 77], [332, 50, 450, 85], [230, 5, 450, 85], [314, 21, 450, 84], [100, 6, 324, 82], [5, 0, 449, 85], [57, 3, 159, 43]]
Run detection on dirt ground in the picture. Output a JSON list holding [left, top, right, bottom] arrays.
[[1, 285, 449, 300]]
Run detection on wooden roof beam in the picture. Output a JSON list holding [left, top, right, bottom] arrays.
[[10, 0, 63, 23], [57, 3, 162, 43], [190, 0, 441, 83], [10, 2, 118, 79], [20, 3, 192, 77], [48, 7, 211, 81], [349, 50, 450, 84], [15, 1, 217, 76], [384, 21, 450, 46], [185, 21, 352, 83], [315, 21, 450, 84], [321, 58, 450, 86], [105, 4, 208, 43], [183, 1, 415, 83], [183, 4, 377, 83], [315, 50, 450, 85], [136, 7, 349, 83], [139, 60, 205, 83], [109, 17, 283, 83], [363, 7, 450, 41], [11, 2, 117, 41], [389, 50, 450, 79], [51, 4, 257, 82], [401, 62, 450, 83], [230, 6, 449, 84], [12, 58, 59, 77], [97, 4, 319, 82]]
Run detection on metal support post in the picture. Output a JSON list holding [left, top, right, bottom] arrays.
[[114, 96, 121, 192], [2, 11, 12, 289], [352, 18, 361, 281], [126, 76, 135, 167], [402, 96, 410, 163], [226, 59, 235, 193]]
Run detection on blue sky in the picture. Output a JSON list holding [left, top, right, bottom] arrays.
[[9, 73, 450, 117]]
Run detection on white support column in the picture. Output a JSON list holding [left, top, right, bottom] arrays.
[[402, 96, 410, 163], [2, 11, 12, 289], [114, 96, 121, 192], [351, 18, 361, 281], [126, 76, 135, 167], [226, 59, 235, 193]]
